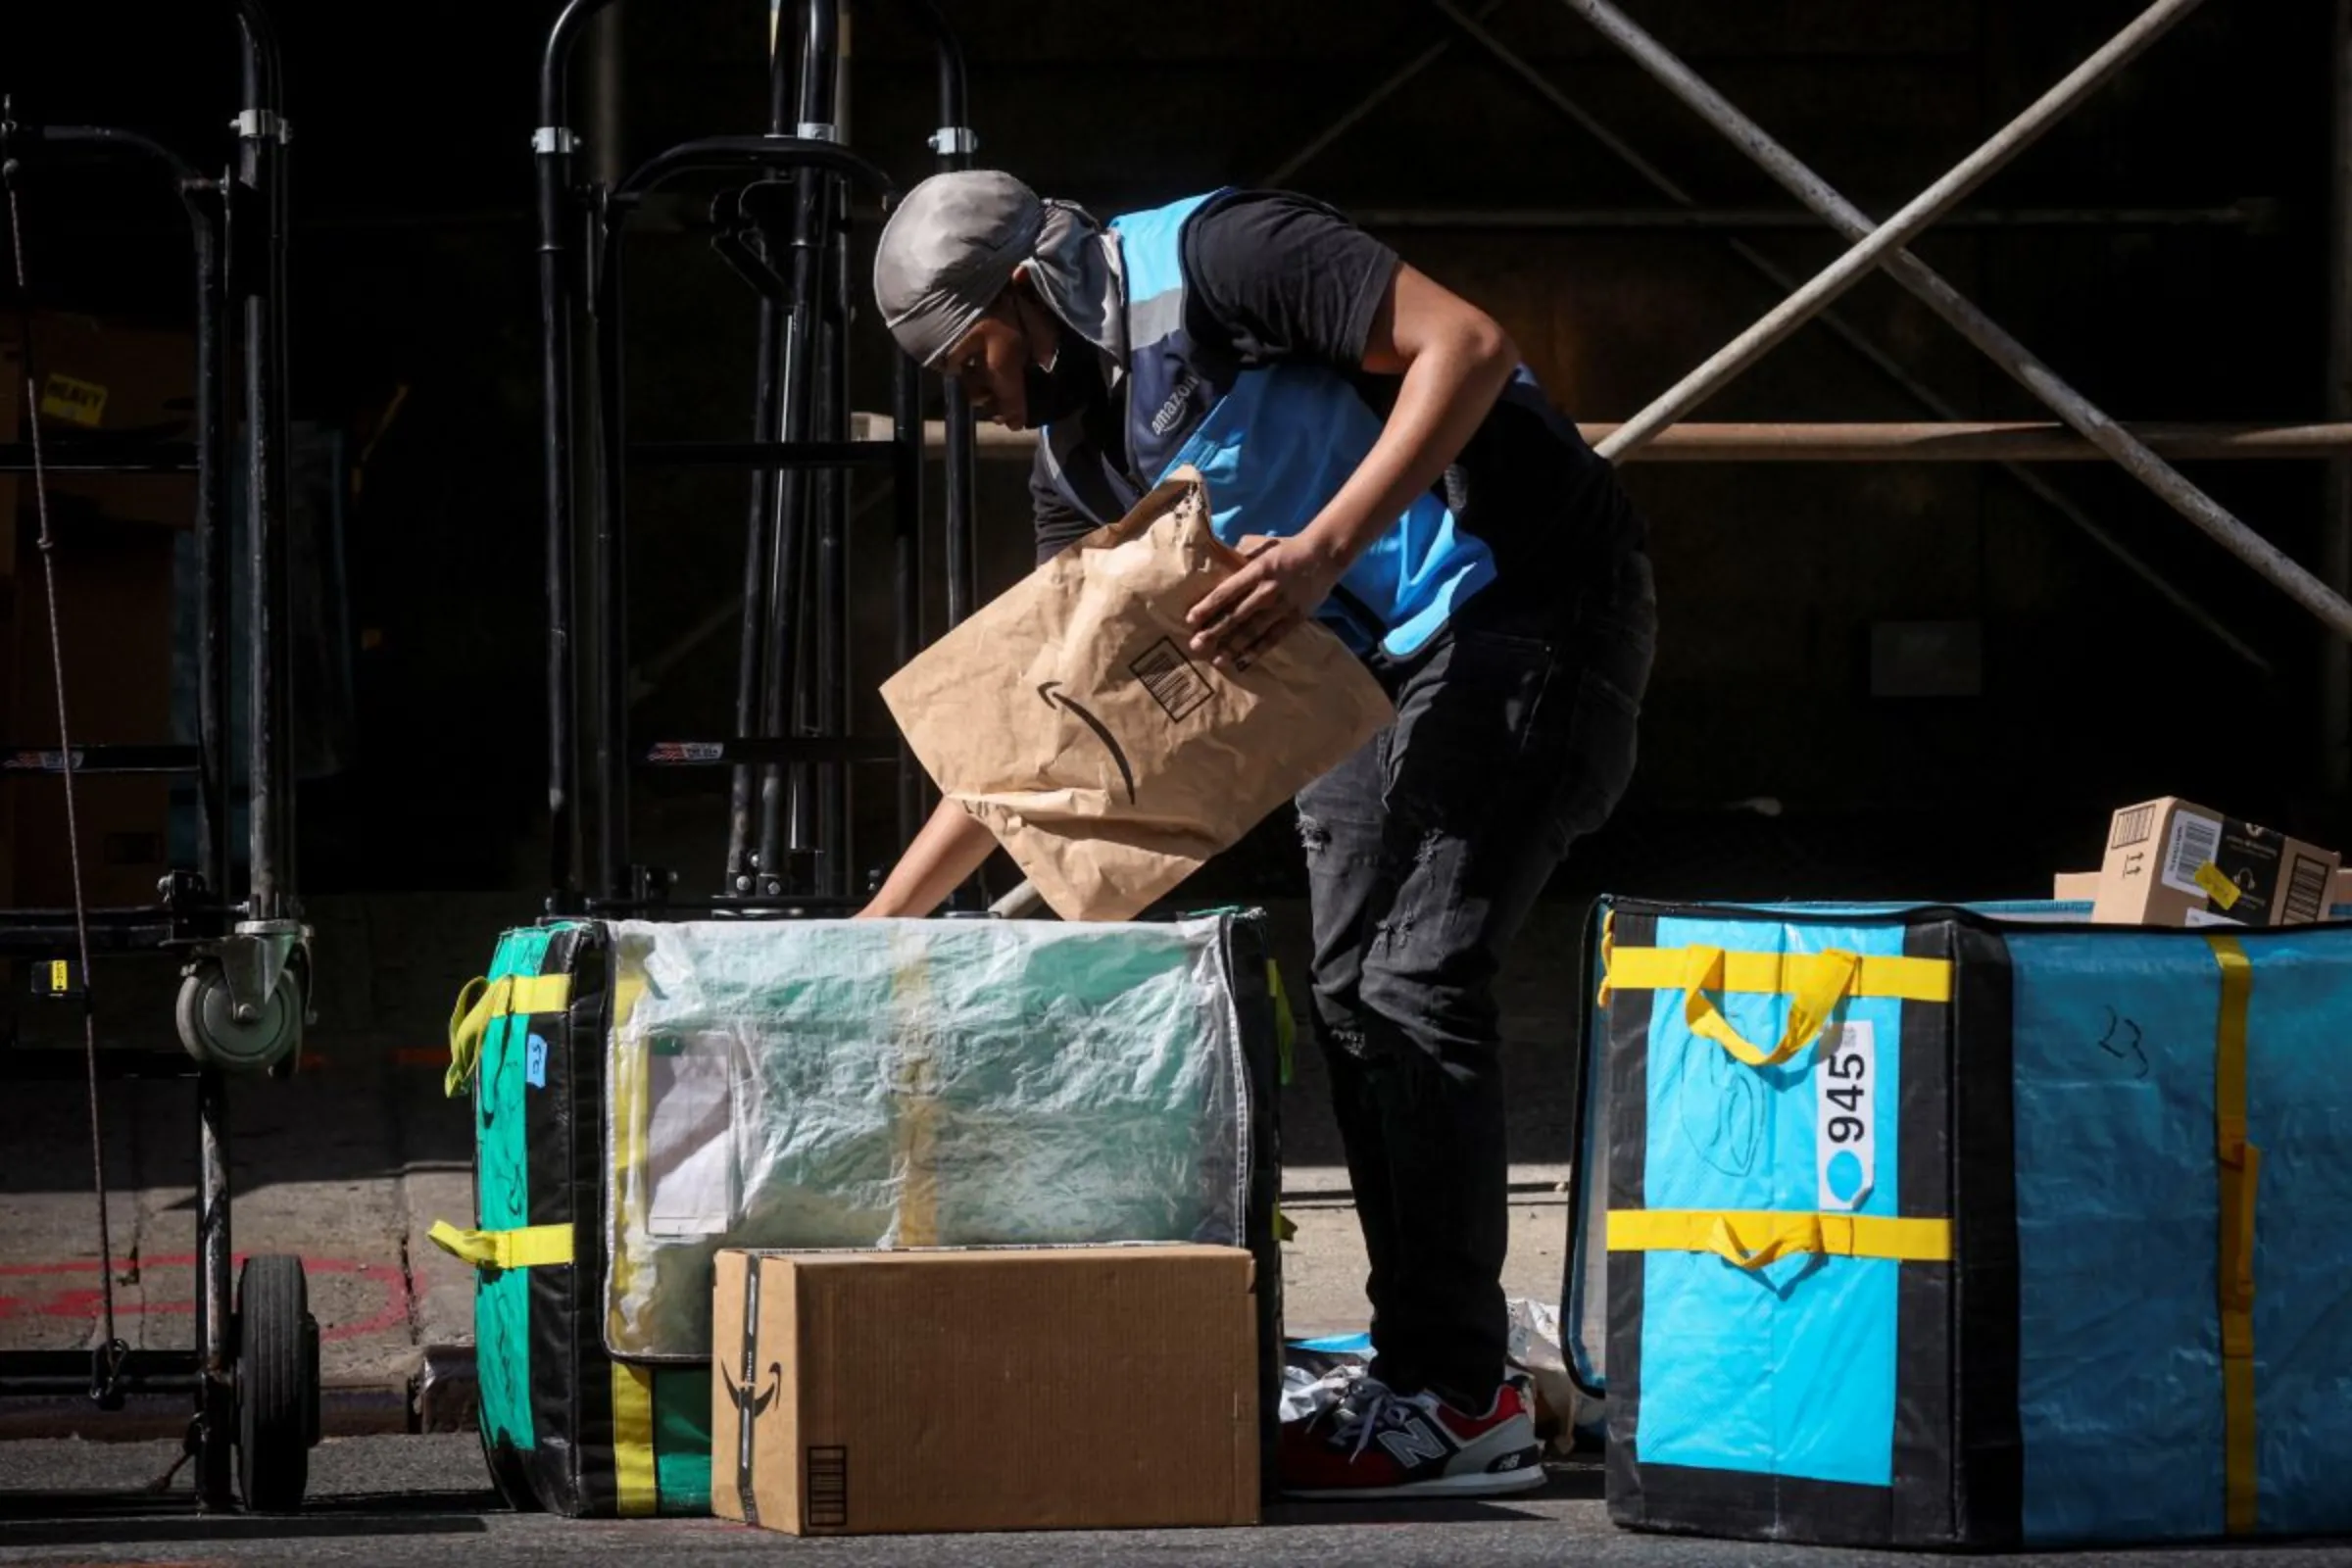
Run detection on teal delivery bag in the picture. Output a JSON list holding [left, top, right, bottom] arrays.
[[1566, 898, 2352, 1549]]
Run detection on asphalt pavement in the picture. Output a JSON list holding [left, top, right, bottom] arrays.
[[6, 1435, 2352, 1567]]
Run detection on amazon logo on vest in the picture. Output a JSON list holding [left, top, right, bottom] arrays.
[[1149, 373, 1200, 438]]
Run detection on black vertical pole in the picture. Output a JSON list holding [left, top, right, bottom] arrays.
[[538, 0, 619, 909], [722, 26, 799, 898], [902, 0, 978, 898], [914, 0, 978, 631], [813, 186, 849, 898], [816, 6, 855, 898], [235, 11, 289, 921], [193, 1064, 233, 1508], [265, 50, 296, 905], [591, 202, 629, 903], [189, 196, 231, 897], [753, 0, 835, 894], [889, 349, 923, 849]]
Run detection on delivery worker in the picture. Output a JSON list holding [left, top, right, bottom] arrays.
[[858, 171, 1656, 1499]]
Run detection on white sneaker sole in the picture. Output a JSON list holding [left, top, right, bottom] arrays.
[[1282, 1462, 1549, 1501]]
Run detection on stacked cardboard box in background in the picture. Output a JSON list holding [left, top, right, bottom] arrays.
[[0, 349, 19, 908], [0, 314, 191, 908], [2053, 796, 2346, 926], [712, 1246, 1259, 1537]]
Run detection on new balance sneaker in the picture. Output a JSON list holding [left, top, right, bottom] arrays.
[[1280, 1375, 1545, 1499]]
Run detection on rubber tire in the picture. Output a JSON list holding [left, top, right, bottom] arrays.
[[235, 1255, 318, 1513]]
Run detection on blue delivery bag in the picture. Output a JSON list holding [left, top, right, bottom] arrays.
[[1564, 897, 2352, 1549]]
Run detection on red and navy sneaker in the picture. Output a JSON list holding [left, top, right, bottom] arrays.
[[1280, 1374, 1545, 1499]]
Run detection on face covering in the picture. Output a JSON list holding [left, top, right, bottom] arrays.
[[1020, 336, 1107, 428]]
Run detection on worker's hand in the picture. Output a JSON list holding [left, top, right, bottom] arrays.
[[1186, 533, 1345, 673]]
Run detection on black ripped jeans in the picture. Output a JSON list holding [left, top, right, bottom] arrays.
[[1295, 544, 1656, 1406]]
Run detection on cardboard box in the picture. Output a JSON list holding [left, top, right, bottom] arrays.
[[0, 347, 19, 905], [10, 517, 175, 907], [2051, 870, 2099, 903], [1, 342, 20, 570], [6, 312, 198, 532], [2090, 798, 2341, 929], [2057, 866, 2352, 911], [712, 1246, 1258, 1536]]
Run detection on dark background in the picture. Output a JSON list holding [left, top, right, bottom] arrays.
[[6, 0, 2346, 915]]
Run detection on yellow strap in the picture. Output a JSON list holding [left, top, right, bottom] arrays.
[[611, 1362, 659, 1517], [2207, 935, 2259, 1536], [613, 970, 647, 1031], [445, 977, 493, 1098], [425, 1220, 574, 1273], [1607, 1208, 1953, 1265], [511, 973, 570, 1013], [888, 928, 941, 1248], [444, 971, 574, 1098], [1595, 906, 1619, 1008], [1680, 945, 1860, 1069], [1605, 944, 1952, 1004]]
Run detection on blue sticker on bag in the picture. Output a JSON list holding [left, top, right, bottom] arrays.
[[525, 1033, 549, 1089]]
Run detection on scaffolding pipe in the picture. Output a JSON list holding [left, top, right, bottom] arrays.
[[1595, 0, 2204, 462], [1429, 0, 2263, 672], [1566, 0, 2352, 646], [891, 418, 2352, 465], [1351, 203, 2265, 232], [1586, 423, 2352, 462]]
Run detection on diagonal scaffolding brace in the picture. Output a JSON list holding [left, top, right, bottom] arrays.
[[1564, 0, 2352, 645], [1427, 0, 2269, 671]]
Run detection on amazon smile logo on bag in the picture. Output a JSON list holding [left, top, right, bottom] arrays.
[[880, 467, 1394, 921], [1036, 680, 1137, 804]]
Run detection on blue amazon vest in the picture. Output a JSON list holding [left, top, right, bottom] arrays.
[[1037, 191, 1508, 658]]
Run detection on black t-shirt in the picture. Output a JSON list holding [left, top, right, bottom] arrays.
[[1030, 190, 1641, 626]]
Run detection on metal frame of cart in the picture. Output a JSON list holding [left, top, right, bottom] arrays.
[[537, 0, 982, 923], [0, 0, 321, 1514]]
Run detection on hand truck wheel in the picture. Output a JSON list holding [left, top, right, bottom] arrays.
[[234, 1254, 320, 1512]]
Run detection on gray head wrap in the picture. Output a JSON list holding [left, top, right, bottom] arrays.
[[873, 170, 1125, 372]]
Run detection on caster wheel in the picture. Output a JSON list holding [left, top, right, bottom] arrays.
[[235, 1255, 319, 1513], [177, 964, 302, 1074]]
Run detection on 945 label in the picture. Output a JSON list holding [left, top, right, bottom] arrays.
[[1815, 1020, 1876, 1211]]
